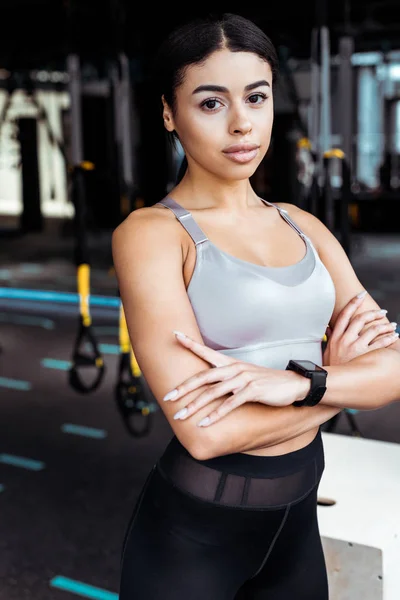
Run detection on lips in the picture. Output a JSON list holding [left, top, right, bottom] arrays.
[[222, 143, 260, 164], [223, 143, 259, 153]]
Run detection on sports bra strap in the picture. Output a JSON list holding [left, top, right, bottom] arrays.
[[155, 196, 208, 246], [260, 198, 307, 239], [156, 195, 307, 245]]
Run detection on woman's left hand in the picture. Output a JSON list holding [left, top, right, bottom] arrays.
[[165, 331, 306, 427]]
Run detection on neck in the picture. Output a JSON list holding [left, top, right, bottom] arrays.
[[170, 171, 262, 215]]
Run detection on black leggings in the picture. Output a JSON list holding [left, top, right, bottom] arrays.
[[119, 429, 328, 599]]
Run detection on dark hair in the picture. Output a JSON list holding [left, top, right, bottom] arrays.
[[152, 13, 279, 182]]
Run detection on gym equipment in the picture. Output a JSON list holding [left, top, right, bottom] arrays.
[[322, 536, 382, 599], [0, 286, 158, 436], [66, 53, 105, 394], [318, 432, 400, 599], [108, 40, 156, 436], [114, 304, 157, 438], [321, 148, 352, 256], [0, 71, 68, 235]]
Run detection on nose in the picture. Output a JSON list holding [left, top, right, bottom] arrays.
[[228, 104, 252, 136]]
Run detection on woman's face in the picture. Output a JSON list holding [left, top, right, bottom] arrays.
[[166, 48, 274, 181]]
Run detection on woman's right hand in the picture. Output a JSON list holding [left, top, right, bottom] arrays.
[[323, 293, 398, 366]]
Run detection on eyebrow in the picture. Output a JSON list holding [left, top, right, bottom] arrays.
[[192, 80, 270, 95]]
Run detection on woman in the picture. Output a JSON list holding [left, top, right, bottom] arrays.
[[112, 13, 400, 599]]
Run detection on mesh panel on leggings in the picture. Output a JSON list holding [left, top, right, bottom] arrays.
[[159, 451, 222, 502], [246, 465, 316, 507], [158, 448, 318, 509]]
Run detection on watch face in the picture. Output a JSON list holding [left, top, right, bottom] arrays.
[[292, 360, 325, 372]]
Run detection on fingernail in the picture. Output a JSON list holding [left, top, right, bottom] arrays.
[[163, 389, 178, 401], [390, 322, 397, 329], [173, 408, 188, 420], [378, 309, 388, 315], [391, 332, 399, 338], [197, 417, 210, 427], [356, 291, 367, 299], [173, 330, 187, 339]]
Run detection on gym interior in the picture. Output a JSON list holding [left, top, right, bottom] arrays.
[[1, 2, 400, 599]]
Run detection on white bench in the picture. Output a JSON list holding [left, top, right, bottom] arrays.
[[318, 432, 400, 600]]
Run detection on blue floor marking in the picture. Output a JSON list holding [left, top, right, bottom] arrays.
[[0, 288, 120, 308], [98, 343, 119, 355], [44, 346, 120, 370], [61, 424, 107, 439], [0, 312, 55, 329], [84, 343, 119, 355], [42, 358, 71, 371], [0, 454, 45, 470], [0, 377, 31, 391], [0, 269, 12, 279], [20, 264, 43, 274], [50, 576, 118, 600]]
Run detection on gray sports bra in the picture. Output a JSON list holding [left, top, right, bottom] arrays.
[[156, 196, 336, 369]]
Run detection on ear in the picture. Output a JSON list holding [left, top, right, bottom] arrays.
[[161, 95, 175, 133]]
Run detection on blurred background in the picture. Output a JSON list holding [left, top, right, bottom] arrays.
[[1, 1, 400, 599]]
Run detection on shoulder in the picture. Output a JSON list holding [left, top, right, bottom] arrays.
[[111, 203, 185, 257]]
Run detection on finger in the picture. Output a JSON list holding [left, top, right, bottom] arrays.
[[173, 331, 235, 367], [345, 309, 388, 340], [358, 321, 397, 346], [197, 393, 248, 428], [164, 362, 246, 402], [331, 292, 368, 338], [173, 376, 247, 420], [365, 331, 399, 352]]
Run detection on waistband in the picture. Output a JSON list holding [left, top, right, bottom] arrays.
[[160, 428, 322, 479]]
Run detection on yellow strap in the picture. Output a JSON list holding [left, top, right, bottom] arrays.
[[323, 148, 345, 159], [348, 203, 359, 226], [119, 304, 131, 354], [130, 347, 141, 378], [80, 161, 95, 171], [119, 304, 142, 377], [77, 264, 91, 327], [297, 137, 312, 150], [120, 194, 130, 217]]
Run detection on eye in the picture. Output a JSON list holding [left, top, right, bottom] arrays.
[[247, 92, 267, 105], [200, 98, 223, 111]]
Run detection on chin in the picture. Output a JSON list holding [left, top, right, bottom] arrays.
[[225, 161, 261, 180]]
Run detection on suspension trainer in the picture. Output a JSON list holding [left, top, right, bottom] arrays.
[[67, 54, 105, 394]]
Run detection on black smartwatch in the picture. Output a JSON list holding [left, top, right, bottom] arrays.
[[285, 360, 328, 407]]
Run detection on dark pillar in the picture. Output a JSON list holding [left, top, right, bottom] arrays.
[[18, 117, 43, 232]]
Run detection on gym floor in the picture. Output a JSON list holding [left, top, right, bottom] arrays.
[[1, 223, 400, 600]]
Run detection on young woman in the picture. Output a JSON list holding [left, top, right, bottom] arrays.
[[112, 13, 400, 599]]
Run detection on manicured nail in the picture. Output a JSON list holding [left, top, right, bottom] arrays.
[[390, 322, 397, 329], [356, 291, 367, 299], [163, 389, 178, 401], [173, 408, 188, 420], [197, 417, 210, 427], [391, 332, 399, 338], [173, 330, 187, 339], [378, 309, 388, 315]]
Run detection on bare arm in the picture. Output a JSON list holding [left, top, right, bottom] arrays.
[[197, 401, 341, 456], [287, 202, 400, 411], [112, 208, 340, 461], [316, 348, 400, 410]]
